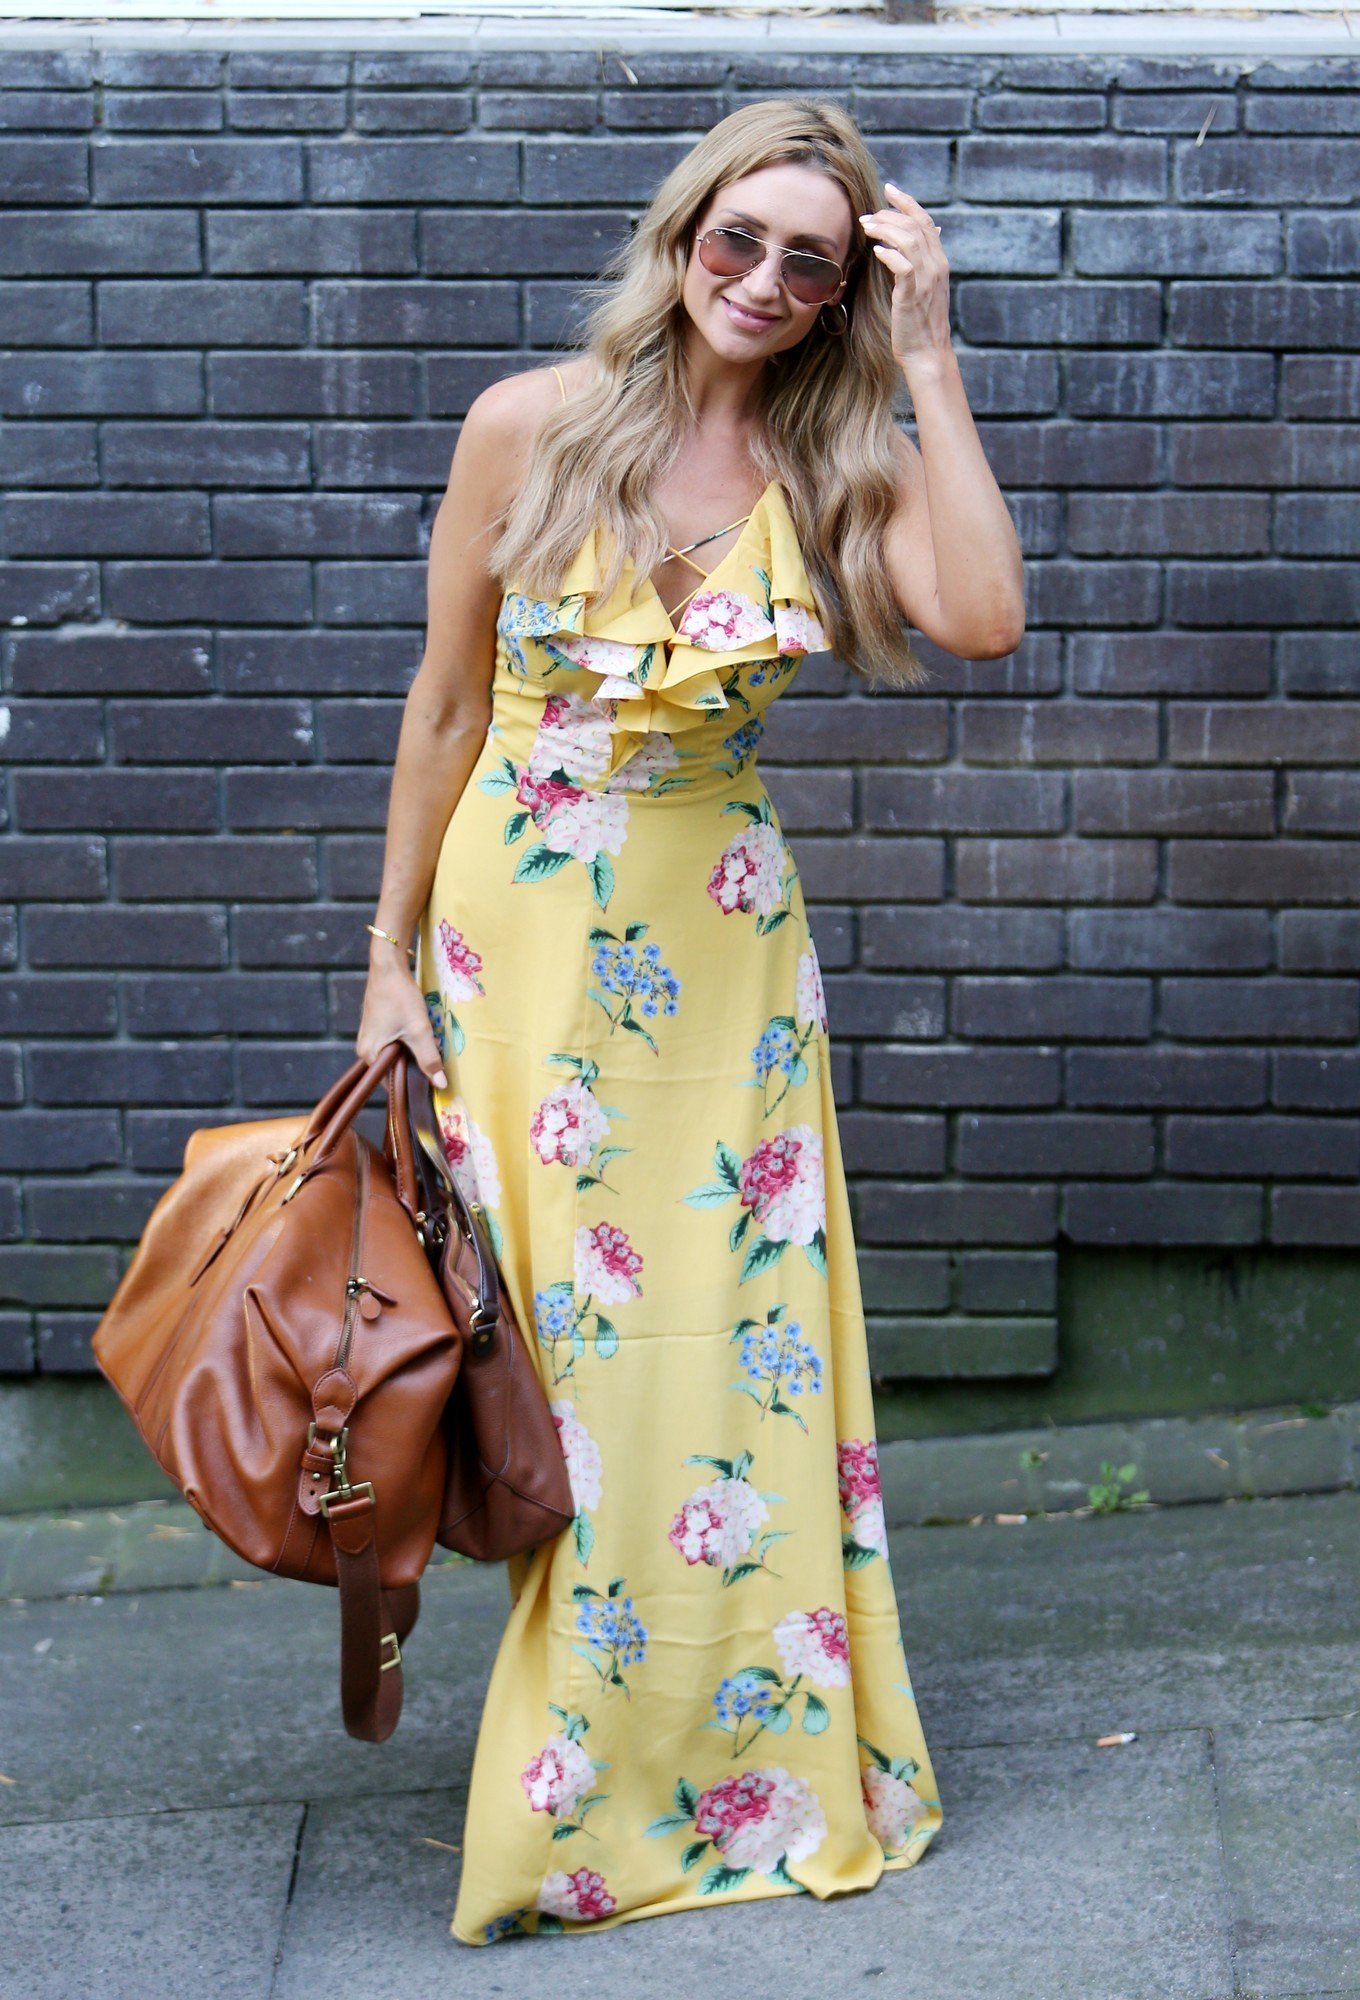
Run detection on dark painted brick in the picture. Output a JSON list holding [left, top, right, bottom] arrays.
[[206, 206, 415, 275], [1160, 978, 1358, 1043], [91, 136, 302, 204], [8, 630, 212, 693], [123, 971, 327, 1036], [0, 836, 105, 900], [99, 277, 304, 346], [109, 698, 313, 764], [1073, 769, 1275, 837], [1169, 840, 1355, 906], [13, 770, 218, 832], [1063, 1182, 1262, 1245], [1066, 1047, 1266, 1108], [209, 349, 416, 416], [957, 1112, 1154, 1177], [1273, 1050, 1360, 1112], [1271, 1187, 1360, 1248], [1168, 424, 1360, 490], [25, 905, 226, 969], [1071, 633, 1272, 697], [953, 976, 1151, 1042], [1069, 909, 1271, 972], [955, 837, 1156, 903], [959, 136, 1166, 202], [0, 351, 202, 416], [111, 836, 316, 901], [958, 280, 1161, 347], [1071, 207, 1280, 276], [1166, 1115, 1359, 1179]]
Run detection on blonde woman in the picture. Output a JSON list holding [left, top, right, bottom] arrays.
[[357, 97, 1023, 1946]]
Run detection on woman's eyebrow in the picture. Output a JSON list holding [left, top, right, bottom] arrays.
[[717, 208, 840, 254]]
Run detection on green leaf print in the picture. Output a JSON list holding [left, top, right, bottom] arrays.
[[593, 1315, 619, 1360], [804, 1227, 828, 1276], [513, 842, 573, 885], [477, 754, 519, 795], [645, 1811, 692, 1837], [802, 1693, 831, 1734], [503, 809, 530, 844], [675, 1777, 699, 1816], [700, 1863, 751, 1896], [589, 852, 614, 911], [684, 1181, 735, 1210], [680, 1838, 711, 1873], [739, 1233, 787, 1282], [714, 1140, 742, 1185], [573, 1512, 595, 1566]]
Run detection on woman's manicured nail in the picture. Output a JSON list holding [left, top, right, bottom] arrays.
[[434, 1070, 448, 1089]]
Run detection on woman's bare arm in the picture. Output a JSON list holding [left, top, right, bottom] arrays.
[[354, 367, 560, 1081]]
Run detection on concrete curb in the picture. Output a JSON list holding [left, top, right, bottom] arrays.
[[4, 1397, 1356, 1600]]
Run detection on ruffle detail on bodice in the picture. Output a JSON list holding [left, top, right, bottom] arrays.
[[496, 482, 828, 779]]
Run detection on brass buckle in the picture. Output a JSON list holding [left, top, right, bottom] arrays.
[[317, 1479, 374, 1518], [380, 1632, 402, 1672], [306, 1420, 347, 1456]]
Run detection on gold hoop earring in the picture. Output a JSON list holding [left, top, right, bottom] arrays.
[[819, 300, 849, 337]]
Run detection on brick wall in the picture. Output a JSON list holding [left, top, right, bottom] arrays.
[[1, 43, 1357, 1384]]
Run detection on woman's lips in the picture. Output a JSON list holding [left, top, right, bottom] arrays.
[[722, 296, 780, 331]]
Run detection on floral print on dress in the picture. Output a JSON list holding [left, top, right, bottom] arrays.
[[550, 1398, 602, 1565], [858, 1736, 931, 1857], [436, 1095, 505, 1258], [668, 1448, 791, 1586], [838, 1438, 890, 1567], [702, 1607, 848, 1758], [729, 1304, 823, 1430], [745, 1012, 817, 1119], [795, 941, 828, 1036], [532, 1223, 642, 1382], [677, 582, 775, 654], [587, 923, 681, 1052], [684, 1126, 828, 1281], [707, 799, 795, 934], [533, 1055, 631, 1193], [645, 1767, 826, 1895], [426, 918, 485, 1059], [521, 1705, 610, 1840], [571, 1576, 647, 1697], [536, 1866, 617, 1924]]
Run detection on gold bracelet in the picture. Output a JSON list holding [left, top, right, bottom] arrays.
[[367, 922, 416, 961]]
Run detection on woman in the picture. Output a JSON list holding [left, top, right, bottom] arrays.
[[357, 97, 1023, 1946]]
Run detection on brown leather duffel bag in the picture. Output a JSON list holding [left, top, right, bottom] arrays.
[[92, 1043, 572, 1743]]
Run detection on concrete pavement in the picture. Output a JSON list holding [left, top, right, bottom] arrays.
[[2, 1488, 1357, 2000]]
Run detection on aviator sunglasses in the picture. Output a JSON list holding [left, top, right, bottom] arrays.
[[695, 224, 848, 307]]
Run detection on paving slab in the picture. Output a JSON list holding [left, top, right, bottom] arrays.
[[0, 1803, 303, 2000], [1, 1491, 1356, 1999], [1215, 1716, 1360, 2000], [0, 1560, 508, 1827], [271, 1730, 1232, 2000]]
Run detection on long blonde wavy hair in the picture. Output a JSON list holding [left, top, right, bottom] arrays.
[[488, 96, 928, 690]]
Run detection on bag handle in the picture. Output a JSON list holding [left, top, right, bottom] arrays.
[[402, 1064, 504, 1337], [283, 1044, 420, 1220]]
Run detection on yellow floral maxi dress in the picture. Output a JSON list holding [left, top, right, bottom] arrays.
[[418, 468, 943, 1947]]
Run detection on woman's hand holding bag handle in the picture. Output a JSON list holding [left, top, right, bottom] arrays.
[[91, 1041, 569, 1746]]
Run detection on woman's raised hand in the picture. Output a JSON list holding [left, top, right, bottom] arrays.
[[355, 951, 448, 1090]]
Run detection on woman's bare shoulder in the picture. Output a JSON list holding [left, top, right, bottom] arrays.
[[454, 360, 589, 509]]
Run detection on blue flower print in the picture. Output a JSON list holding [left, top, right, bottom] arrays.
[[571, 1576, 648, 1697], [729, 1303, 824, 1431]]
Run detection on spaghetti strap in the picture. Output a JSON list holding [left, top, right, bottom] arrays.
[[550, 362, 568, 404]]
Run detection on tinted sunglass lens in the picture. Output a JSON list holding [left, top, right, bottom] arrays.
[[785, 256, 842, 305], [699, 228, 763, 277]]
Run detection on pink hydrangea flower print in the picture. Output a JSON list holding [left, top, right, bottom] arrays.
[[604, 732, 680, 793], [438, 1096, 502, 1211], [436, 918, 485, 1003], [795, 944, 828, 1035], [527, 690, 612, 786], [549, 1399, 602, 1515], [708, 821, 787, 919], [837, 1438, 889, 1563], [771, 1606, 852, 1689], [738, 1125, 825, 1246], [573, 1221, 643, 1305], [668, 1475, 768, 1571], [535, 1866, 616, 1923], [862, 1764, 929, 1853], [531, 1078, 610, 1168], [693, 1768, 827, 1874], [678, 587, 772, 652], [773, 600, 828, 655], [520, 1733, 595, 1818], [532, 784, 629, 866]]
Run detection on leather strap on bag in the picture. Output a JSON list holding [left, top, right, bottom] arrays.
[[328, 1488, 420, 1743]]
